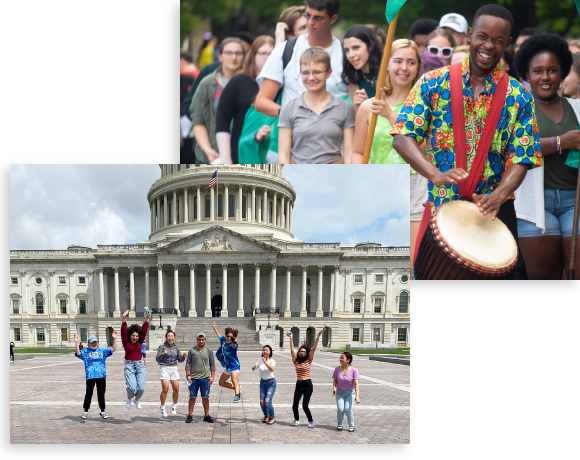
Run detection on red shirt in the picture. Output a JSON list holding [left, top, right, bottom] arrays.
[[121, 321, 149, 361]]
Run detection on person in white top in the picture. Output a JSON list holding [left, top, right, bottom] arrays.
[[251, 345, 276, 424], [255, 0, 349, 117]]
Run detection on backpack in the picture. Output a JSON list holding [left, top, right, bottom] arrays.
[[273, 36, 299, 103]]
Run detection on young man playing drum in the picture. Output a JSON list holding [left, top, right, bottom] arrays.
[[391, 4, 542, 279]]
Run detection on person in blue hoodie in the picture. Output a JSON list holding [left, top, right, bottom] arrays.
[[74, 331, 117, 420]]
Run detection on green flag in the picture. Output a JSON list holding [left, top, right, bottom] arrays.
[[385, 0, 408, 23]]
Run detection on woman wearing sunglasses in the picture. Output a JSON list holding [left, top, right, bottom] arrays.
[[212, 322, 242, 402], [424, 29, 456, 65]]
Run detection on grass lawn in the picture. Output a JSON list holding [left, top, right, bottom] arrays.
[[14, 348, 76, 354], [327, 348, 410, 355]]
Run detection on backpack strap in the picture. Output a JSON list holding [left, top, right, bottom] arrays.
[[274, 37, 299, 104]]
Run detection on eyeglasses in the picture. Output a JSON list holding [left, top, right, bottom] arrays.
[[303, 12, 328, 23], [226, 335, 234, 338], [222, 51, 244, 57], [300, 70, 327, 78], [427, 46, 454, 58], [256, 51, 271, 58]]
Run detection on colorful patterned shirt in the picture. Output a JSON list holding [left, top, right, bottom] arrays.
[[390, 56, 542, 212], [294, 357, 313, 379], [217, 335, 240, 372], [75, 347, 113, 380]]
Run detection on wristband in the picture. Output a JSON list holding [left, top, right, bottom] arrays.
[[550, 136, 557, 152], [557, 135, 562, 154]]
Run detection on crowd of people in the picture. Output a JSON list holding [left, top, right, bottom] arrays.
[[180, 1, 580, 280], [72, 317, 360, 428]]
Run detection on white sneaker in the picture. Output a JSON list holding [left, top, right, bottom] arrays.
[[134, 400, 141, 409], [161, 406, 168, 417], [81, 412, 88, 419], [291, 420, 300, 426], [171, 405, 177, 415], [100, 412, 108, 419], [126, 399, 132, 409], [308, 421, 315, 429]]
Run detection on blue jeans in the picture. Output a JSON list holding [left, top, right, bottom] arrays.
[[336, 389, 355, 427], [189, 377, 210, 399], [259, 378, 276, 418], [518, 188, 580, 238], [124, 360, 146, 400]]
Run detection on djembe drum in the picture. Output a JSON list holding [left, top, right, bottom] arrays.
[[414, 201, 518, 280]]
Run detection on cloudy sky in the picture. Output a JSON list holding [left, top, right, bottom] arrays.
[[10, 165, 409, 250]]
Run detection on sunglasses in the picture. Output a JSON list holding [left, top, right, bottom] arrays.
[[427, 46, 454, 58], [226, 335, 234, 338]]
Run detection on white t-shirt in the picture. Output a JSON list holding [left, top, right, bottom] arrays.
[[255, 358, 275, 380], [257, 33, 349, 107]]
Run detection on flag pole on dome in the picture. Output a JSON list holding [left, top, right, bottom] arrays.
[[362, 0, 408, 164]]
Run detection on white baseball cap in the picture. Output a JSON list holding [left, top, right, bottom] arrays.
[[439, 13, 468, 34]]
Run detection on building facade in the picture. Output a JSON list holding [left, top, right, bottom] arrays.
[[10, 165, 410, 349]]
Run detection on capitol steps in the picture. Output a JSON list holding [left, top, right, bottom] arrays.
[[173, 317, 264, 351]]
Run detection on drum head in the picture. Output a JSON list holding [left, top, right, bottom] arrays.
[[436, 201, 517, 270]]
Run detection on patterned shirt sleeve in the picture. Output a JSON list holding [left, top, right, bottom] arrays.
[[75, 348, 86, 361], [390, 75, 432, 145], [156, 344, 165, 364], [104, 348, 113, 359]]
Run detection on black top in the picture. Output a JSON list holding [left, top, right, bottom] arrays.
[[215, 74, 259, 164]]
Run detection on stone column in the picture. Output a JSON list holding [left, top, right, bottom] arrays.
[[263, 189, 268, 223], [156, 197, 161, 230], [157, 264, 164, 311], [189, 264, 197, 317], [280, 196, 285, 228], [254, 263, 261, 312], [317, 265, 324, 317], [210, 187, 215, 221], [221, 264, 228, 317], [289, 202, 293, 231], [144, 267, 150, 309], [98, 268, 105, 313], [333, 265, 340, 315], [237, 185, 243, 221], [196, 186, 201, 222], [251, 186, 256, 222], [224, 184, 229, 221], [237, 264, 244, 317], [285, 200, 290, 230], [257, 195, 262, 223], [205, 264, 212, 317], [183, 188, 189, 223], [270, 263, 277, 311], [163, 193, 168, 227], [113, 267, 120, 315], [172, 191, 177, 224], [300, 265, 307, 317], [273, 192, 277, 226], [284, 266, 291, 317], [129, 267, 135, 310], [150, 203, 155, 233], [173, 264, 180, 316]]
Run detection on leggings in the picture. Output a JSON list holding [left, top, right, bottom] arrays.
[[84, 378, 106, 412], [292, 379, 313, 422]]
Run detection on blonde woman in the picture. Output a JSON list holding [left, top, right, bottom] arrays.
[[352, 39, 422, 164]]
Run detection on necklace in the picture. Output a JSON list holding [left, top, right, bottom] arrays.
[[536, 95, 560, 104]]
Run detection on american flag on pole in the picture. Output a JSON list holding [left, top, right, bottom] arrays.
[[209, 170, 217, 188]]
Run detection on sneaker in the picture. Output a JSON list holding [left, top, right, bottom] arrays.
[[171, 405, 177, 415], [100, 412, 108, 419], [337, 425, 343, 431], [203, 415, 215, 423], [81, 412, 88, 420], [262, 416, 269, 423], [134, 400, 141, 409], [185, 415, 193, 423], [348, 426, 355, 432], [267, 417, 276, 425], [126, 399, 132, 409], [233, 394, 241, 403], [308, 421, 315, 429], [291, 420, 300, 426], [161, 406, 168, 417]]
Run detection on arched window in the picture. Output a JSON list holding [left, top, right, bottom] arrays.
[[228, 194, 235, 218], [399, 291, 409, 313], [36, 293, 44, 314], [242, 194, 246, 219], [205, 194, 210, 218], [193, 196, 198, 220], [217, 194, 223, 218]]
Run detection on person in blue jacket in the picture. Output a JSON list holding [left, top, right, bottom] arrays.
[[74, 331, 117, 420]]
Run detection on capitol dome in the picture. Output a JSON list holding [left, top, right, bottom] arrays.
[[147, 164, 299, 243]]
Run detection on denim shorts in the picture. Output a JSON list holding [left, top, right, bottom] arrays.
[[188, 377, 210, 399], [517, 188, 580, 238]]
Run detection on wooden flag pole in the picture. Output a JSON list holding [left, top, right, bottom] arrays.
[[568, 164, 580, 280], [362, 12, 399, 164]]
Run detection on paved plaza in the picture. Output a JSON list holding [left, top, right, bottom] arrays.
[[10, 350, 410, 444]]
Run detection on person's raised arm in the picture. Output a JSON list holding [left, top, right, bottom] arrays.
[[231, 335, 237, 350], [309, 328, 326, 360], [122, 309, 129, 323], [275, 23, 289, 47], [255, 79, 282, 118], [277, 127, 292, 164], [289, 332, 296, 362], [212, 322, 221, 338], [74, 333, 81, 356], [111, 330, 117, 353]]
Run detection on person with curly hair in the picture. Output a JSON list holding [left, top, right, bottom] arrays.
[[212, 322, 241, 402], [342, 25, 383, 114], [513, 33, 580, 279], [121, 309, 150, 408]]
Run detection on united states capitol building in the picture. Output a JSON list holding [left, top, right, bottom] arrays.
[[9, 165, 410, 351]]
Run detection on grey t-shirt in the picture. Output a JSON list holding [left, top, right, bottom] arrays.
[[185, 345, 215, 379], [278, 93, 355, 164]]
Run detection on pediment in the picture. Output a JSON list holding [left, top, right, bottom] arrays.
[[158, 226, 280, 254]]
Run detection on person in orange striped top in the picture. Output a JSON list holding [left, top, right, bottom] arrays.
[[288, 328, 326, 429]]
